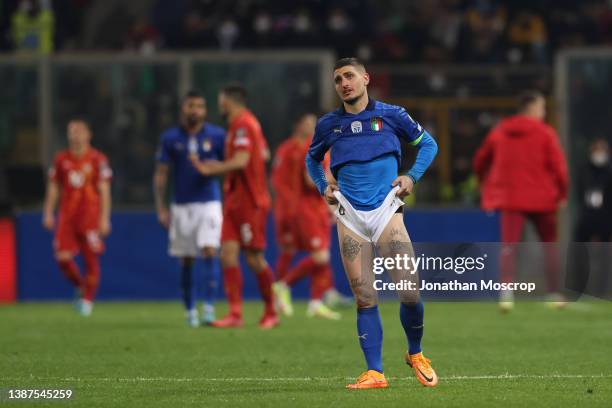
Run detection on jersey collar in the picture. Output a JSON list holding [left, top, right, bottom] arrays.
[[338, 97, 376, 115]]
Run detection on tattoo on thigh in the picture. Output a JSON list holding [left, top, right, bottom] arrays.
[[350, 278, 363, 288], [390, 239, 411, 253], [390, 227, 408, 240], [342, 235, 361, 262]]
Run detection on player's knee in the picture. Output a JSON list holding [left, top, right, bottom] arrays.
[[202, 247, 218, 258], [399, 291, 420, 305], [245, 251, 266, 272], [311, 250, 330, 265], [220, 246, 239, 267], [55, 251, 73, 262]]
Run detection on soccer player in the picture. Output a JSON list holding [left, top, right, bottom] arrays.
[[42, 118, 112, 317], [473, 90, 569, 311], [190, 83, 278, 329], [271, 118, 303, 281], [273, 113, 343, 320], [154, 91, 225, 327], [306, 58, 439, 389]]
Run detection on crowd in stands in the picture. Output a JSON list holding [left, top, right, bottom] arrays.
[[2, 0, 612, 64]]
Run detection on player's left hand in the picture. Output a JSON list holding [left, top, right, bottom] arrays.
[[392, 175, 414, 198], [99, 217, 111, 237]]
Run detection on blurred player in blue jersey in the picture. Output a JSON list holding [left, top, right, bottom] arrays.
[[306, 58, 439, 389], [154, 90, 225, 327]]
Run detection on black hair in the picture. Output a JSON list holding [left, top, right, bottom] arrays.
[[183, 90, 206, 103], [518, 90, 544, 112], [333, 57, 366, 71], [220, 83, 247, 105]]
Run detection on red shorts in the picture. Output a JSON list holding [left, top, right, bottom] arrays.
[[275, 215, 297, 248], [295, 207, 330, 251], [54, 215, 104, 255], [222, 206, 268, 250]]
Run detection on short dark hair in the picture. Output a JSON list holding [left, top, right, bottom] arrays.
[[220, 83, 247, 105], [67, 116, 90, 128], [518, 90, 544, 112], [183, 90, 205, 103], [334, 57, 366, 72]]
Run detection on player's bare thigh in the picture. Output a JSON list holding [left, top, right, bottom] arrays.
[[336, 220, 377, 308], [376, 213, 420, 303]]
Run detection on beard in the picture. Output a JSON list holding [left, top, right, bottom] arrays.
[[344, 90, 365, 105], [184, 114, 202, 128]]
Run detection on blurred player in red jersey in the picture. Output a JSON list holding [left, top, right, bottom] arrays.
[[42, 119, 112, 316], [272, 114, 349, 320], [190, 83, 278, 329], [271, 118, 303, 281]]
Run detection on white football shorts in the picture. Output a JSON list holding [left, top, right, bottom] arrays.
[[169, 201, 222, 257], [333, 186, 404, 243]]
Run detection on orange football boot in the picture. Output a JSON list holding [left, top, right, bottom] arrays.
[[405, 352, 438, 387], [346, 370, 389, 389]]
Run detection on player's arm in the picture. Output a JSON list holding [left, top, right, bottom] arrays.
[[96, 156, 113, 236], [98, 179, 112, 236], [306, 120, 337, 204], [473, 129, 496, 181], [190, 150, 250, 176], [393, 108, 438, 198], [154, 134, 172, 228], [153, 163, 170, 228], [42, 179, 59, 231], [546, 128, 569, 204]]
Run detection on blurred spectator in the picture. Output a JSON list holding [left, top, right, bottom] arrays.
[[574, 138, 612, 242], [11, 0, 54, 54], [507, 11, 547, 63], [216, 17, 239, 51], [473, 90, 569, 307], [125, 19, 159, 54], [460, 0, 506, 63]]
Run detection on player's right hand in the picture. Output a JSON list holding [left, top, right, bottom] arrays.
[[42, 213, 54, 231], [157, 207, 170, 229], [324, 183, 339, 205]]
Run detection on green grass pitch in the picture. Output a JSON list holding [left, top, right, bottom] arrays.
[[1, 301, 611, 407]]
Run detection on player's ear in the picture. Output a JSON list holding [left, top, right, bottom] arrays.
[[363, 72, 370, 86]]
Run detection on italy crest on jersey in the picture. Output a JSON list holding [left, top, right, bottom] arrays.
[[202, 139, 212, 152], [370, 117, 383, 131]]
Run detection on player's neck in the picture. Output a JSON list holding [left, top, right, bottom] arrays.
[[184, 122, 204, 136], [69, 145, 89, 157], [228, 106, 246, 123], [294, 134, 309, 144], [343, 93, 369, 115]]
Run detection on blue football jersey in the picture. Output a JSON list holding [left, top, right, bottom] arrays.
[[308, 99, 425, 176], [156, 123, 225, 204], [307, 99, 432, 210]]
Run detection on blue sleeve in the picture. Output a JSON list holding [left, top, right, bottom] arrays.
[[307, 121, 328, 162], [393, 107, 425, 143], [406, 131, 438, 183], [306, 154, 328, 195], [306, 121, 330, 195], [156, 133, 172, 163]]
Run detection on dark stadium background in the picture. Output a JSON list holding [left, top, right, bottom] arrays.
[[0, 0, 611, 301]]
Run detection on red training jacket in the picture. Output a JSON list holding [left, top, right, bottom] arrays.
[[473, 115, 568, 212]]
